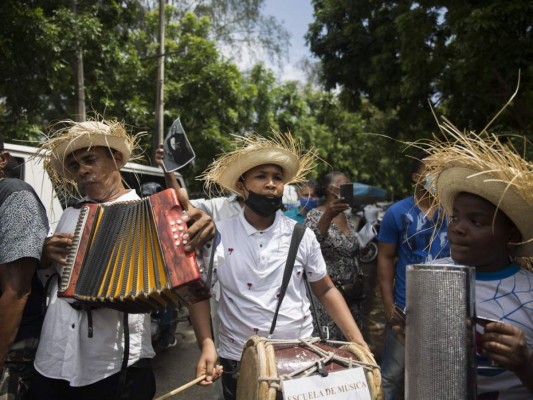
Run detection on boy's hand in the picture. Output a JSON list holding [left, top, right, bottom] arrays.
[[195, 341, 222, 385], [481, 321, 531, 373]]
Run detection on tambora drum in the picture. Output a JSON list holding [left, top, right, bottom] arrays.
[[237, 336, 382, 400]]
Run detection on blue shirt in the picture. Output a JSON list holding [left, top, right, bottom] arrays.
[[378, 196, 450, 308], [284, 207, 305, 224]]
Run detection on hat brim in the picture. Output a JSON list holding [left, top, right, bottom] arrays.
[[437, 167, 533, 257], [49, 133, 131, 179], [217, 148, 299, 193]]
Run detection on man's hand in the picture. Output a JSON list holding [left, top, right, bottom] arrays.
[[176, 184, 215, 252], [390, 307, 406, 346], [42, 233, 73, 266]]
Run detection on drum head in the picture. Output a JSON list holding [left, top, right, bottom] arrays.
[[237, 336, 277, 400]]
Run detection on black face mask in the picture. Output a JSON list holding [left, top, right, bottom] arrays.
[[244, 189, 283, 217]]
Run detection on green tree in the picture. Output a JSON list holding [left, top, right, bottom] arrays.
[[258, 79, 411, 199], [306, 0, 533, 138], [0, 0, 146, 140]]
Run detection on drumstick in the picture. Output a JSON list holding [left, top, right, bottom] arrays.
[[154, 374, 207, 400]]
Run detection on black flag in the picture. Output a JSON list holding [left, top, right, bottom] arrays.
[[162, 118, 196, 172]]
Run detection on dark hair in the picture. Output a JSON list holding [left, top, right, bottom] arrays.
[[410, 150, 430, 175], [315, 171, 344, 198], [4, 157, 20, 178], [0, 133, 4, 151], [297, 179, 317, 194], [140, 182, 163, 197]]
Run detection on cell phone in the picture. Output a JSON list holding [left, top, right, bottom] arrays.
[[474, 316, 500, 328], [340, 183, 354, 206]]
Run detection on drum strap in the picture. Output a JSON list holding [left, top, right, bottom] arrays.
[[205, 229, 220, 290], [268, 223, 327, 341], [268, 223, 306, 338]]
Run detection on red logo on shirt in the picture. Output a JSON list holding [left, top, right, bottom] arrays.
[[296, 271, 301, 277], [247, 282, 252, 290], [253, 328, 259, 334], [228, 248, 234, 254]]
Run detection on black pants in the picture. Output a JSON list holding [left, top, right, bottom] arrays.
[[28, 359, 155, 400], [219, 357, 240, 400]]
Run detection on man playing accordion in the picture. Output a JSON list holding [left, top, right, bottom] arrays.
[[31, 119, 221, 400]]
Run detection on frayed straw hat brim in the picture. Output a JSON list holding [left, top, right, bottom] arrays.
[[47, 121, 133, 179], [437, 167, 533, 257], [217, 148, 299, 192], [201, 131, 317, 196]]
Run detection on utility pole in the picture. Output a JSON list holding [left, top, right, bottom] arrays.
[[72, 0, 86, 122], [153, 0, 165, 164]]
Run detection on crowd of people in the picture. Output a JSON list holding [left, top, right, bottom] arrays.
[[0, 117, 532, 400]]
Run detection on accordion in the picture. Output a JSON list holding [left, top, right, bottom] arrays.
[[58, 188, 210, 313]]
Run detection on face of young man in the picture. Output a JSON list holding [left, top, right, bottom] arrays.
[[65, 146, 125, 202], [448, 192, 518, 272], [237, 164, 284, 199]]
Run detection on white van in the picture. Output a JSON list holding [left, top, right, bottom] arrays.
[[4, 142, 186, 230]]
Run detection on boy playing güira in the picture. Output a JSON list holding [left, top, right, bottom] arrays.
[[413, 119, 533, 399]]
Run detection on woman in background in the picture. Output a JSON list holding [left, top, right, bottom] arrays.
[[305, 171, 374, 340]]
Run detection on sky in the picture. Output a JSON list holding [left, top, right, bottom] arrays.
[[262, 0, 315, 81]]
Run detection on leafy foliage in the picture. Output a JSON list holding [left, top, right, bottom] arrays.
[[307, 0, 533, 137], [6, 0, 523, 198]]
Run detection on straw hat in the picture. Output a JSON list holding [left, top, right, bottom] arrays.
[[420, 118, 533, 257], [44, 120, 135, 179], [36, 118, 141, 201], [201, 131, 317, 195]]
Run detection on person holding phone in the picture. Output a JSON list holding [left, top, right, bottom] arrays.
[[304, 171, 376, 340]]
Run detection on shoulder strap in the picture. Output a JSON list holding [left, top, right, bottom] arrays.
[[205, 229, 220, 290], [268, 223, 306, 337]]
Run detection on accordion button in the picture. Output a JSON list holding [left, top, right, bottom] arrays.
[[175, 241, 180, 246], [170, 221, 175, 226], [177, 220, 182, 225], [172, 228, 177, 232], [174, 234, 179, 239], [183, 240, 188, 245], [178, 226, 184, 231]]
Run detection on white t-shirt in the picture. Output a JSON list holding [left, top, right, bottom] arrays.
[[434, 258, 533, 399], [190, 196, 242, 223], [34, 190, 155, 387], [475, 263, 533, 399], [215, 210, 327, 361]]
